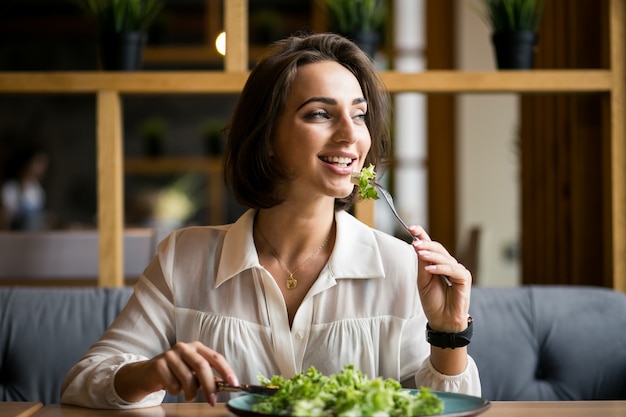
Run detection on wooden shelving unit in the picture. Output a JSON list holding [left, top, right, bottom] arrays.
[[0, 70, 612, 94], [124, 157, 224, 225], [0, 0, 623, 291]]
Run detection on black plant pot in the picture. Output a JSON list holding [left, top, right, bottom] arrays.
[[143, 135, 164, 156], [203, 133, 226, 156], [349, 31, 380, 60], [98, 31, 146, 71], [491, 31, 538, 70]]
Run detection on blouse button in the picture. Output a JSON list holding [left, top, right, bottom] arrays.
[[295, 331, 304, 340]]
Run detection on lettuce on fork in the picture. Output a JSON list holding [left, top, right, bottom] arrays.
[[251, 365, 443, 416], [352, 164, 379, 200]]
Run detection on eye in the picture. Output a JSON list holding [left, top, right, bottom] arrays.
[[353, 112, 367, 123], [304, 110, 330, 120]]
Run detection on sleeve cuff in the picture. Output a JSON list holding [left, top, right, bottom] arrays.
[[104, 355, 166, 408]]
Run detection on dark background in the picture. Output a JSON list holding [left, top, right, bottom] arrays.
[[0, 0, 314, 229]]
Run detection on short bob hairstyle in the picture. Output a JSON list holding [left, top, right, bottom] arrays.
[[223, 32, 391, 211]]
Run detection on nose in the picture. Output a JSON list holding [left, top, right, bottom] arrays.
[[333, 113, 357, 143]]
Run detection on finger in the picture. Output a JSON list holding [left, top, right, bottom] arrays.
[[408, 225, 431, 242], [412, 237, 451, 255], [165, 346, 204, 401], [424, 262, 470, 284], [175, 343, 216, 402], [416, 244, 458, 264], [196, 343, 239, 389], [151, 357, 183, 395]]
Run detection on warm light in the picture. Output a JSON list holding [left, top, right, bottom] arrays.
[[215, 31, 226, 56]]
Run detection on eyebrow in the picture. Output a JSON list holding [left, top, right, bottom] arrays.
[[296, 97, 366, 111]]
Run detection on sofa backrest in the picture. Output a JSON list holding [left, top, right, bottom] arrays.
[[469, 285, 626, 400], [1, 285, 625, 404], [0, 286, 133, 404]]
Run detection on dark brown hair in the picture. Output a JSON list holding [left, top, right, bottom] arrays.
[[223, 32, 391, 210]]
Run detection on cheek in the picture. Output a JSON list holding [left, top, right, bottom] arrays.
[[359, 129, 372, 153]]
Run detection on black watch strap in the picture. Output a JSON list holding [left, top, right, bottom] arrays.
[[426, 316, 473, 349]]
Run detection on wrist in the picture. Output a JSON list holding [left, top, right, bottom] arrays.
[[114, 361, 157, 403], [426, 316, 473, 349]]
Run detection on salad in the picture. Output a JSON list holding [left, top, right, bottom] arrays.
[[351, 164, 379, 201], [250, 365, 444, 417]]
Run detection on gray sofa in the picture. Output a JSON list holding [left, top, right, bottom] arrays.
[[1, 285, 625, 404]]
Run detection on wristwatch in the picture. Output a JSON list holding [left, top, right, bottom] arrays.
[[426, 316, 474, 349]]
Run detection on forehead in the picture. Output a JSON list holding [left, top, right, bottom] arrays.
[[288, 61, 364, 100]]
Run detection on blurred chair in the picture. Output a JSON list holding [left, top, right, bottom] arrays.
[[457, 225, 482, 283], [469, 285, 626, 400]]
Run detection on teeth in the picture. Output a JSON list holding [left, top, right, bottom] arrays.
[[321, 156, 353, 166]]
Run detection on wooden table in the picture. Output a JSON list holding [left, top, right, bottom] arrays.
[[0, 402, 43, 417], [30, 401, 626, 417]]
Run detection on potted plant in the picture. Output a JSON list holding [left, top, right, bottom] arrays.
[[200, 119, 227, 157], [320, 0, 386, 59], [475, 0, 545, 69], [140, 117, 167, 156], [78, 0, 164, 70]]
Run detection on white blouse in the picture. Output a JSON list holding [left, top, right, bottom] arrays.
[[61, 209, 481, 409]]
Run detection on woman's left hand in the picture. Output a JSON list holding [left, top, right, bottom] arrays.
[[409, 225, 472, 334]]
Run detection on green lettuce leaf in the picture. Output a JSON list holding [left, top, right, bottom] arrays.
[[355, 164, 379, 200], [251, 364, 444, 416]]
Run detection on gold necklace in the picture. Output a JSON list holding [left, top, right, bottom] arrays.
[[257, 224, 332, 290]]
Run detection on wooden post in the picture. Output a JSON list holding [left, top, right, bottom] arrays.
[[354, 200, 375, 227], [609, 0, 626, 292], [97, 90, 124, 287], [224, 0, 248, 72]]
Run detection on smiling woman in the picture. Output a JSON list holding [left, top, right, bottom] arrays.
[[270, 60, 371, 205], [223, 33, 390, 211], [61, 33, 480, 410]]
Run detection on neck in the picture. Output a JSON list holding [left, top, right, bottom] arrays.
[[254, 208, 335, 264]]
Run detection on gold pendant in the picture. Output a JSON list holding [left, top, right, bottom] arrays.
[[286, 274, 298, 290]]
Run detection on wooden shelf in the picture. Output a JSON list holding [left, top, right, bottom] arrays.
[[125, 156, 222, 173], [0, 0, 622, 291], [380, 70, 612, 93], [0, 70, 612, 94]]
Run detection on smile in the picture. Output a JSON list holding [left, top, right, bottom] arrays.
[[319, 156, 354, 168]]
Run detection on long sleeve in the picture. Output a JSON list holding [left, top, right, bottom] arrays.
[[414, 356, 482, 396], [61, 354, 165, 409], [61, 240, 178, 409]]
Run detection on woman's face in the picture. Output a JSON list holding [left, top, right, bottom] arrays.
[[272, 60, 371, 203]]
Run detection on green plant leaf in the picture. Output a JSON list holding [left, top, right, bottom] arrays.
[[321, 0, 386, 35], [77, 0, 164, 33], [473, 0, 544, 32]]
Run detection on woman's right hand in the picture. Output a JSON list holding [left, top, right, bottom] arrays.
[[114, 341, 238, 406]]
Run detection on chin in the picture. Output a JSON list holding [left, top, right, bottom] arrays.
[[335, 187, 355, 199]]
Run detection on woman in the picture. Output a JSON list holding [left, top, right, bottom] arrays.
[[61, 33, 480, 409], [0, 145, 49, 231]]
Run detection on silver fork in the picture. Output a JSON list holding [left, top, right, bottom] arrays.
[[372, 181, 453, 287]]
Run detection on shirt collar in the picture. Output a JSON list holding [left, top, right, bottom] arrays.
[[329, 210, 386, 280], [215, 209, 261, 288], [215, 209, 386, 288]]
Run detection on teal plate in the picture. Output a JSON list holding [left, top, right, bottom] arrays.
[[226, 390, 490, 417]]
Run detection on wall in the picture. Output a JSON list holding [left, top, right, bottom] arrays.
[[455, 0, 520, 286]]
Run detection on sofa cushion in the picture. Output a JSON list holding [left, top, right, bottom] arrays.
[[2, 285, 625, 404], [0, 286, 133, 404], [469, 285, 626, 400]]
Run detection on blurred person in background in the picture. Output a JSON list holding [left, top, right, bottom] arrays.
[[1, 144, 49, 231]]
